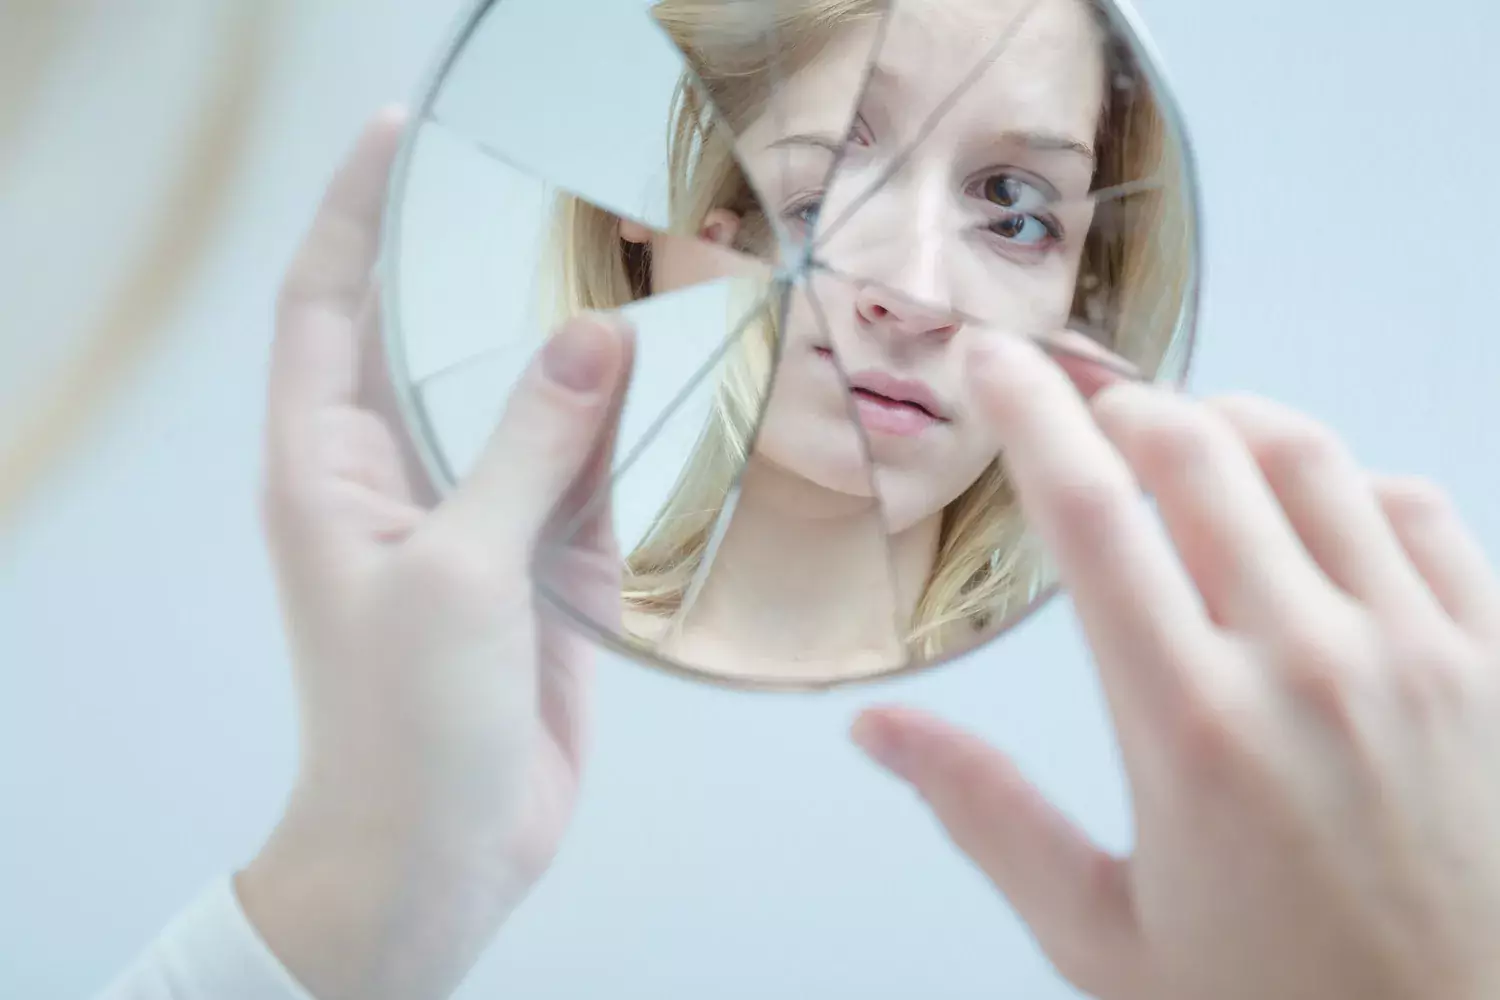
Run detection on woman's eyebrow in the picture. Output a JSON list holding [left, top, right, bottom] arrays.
[[769, 129, 1094, 159], [766, 132, 844, 152], [995, 130, 1096, 159]]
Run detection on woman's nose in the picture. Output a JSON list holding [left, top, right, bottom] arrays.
[[854, 283, 962, 342]]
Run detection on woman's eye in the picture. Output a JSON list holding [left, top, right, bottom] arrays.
[[981, 173, 1051, 211], [982, 175, 1026, 209], [786, 196, 823, 231], [979, 174, 1061, 249], [989, 213, 1055, 246]]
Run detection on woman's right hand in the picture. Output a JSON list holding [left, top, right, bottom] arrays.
[[235, 110, 635, 1000], [855, 332, 1500, 1000]]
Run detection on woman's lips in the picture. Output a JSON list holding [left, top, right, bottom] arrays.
[[850, 389, 943, 437], [814, 347, 946, 437]]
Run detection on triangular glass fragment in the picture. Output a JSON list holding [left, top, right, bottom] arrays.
[[428, 0, 702, 233], [653, 0, 896, 266], [394, 125, 775, 487]]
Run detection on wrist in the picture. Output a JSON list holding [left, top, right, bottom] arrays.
[[236, 784, 529, 1000]]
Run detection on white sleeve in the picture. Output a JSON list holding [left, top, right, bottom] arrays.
[[95, 876, 317, 1000]]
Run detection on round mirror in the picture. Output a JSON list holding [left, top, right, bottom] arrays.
[[382, 0, 1201, 690]]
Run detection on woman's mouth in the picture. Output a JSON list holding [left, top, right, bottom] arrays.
[[850, 388, 944, 436], [814, 347, 948, 438]]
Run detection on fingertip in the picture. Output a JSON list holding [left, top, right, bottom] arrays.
[[350, 106, 408, 169], [850, 706, 915, 780], [374, 103, 410, 130], [849, 706, 887, 754], [967, 332, 1070, 403], [540, 314, 633, 396]]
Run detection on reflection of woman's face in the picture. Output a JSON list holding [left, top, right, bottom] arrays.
[[655, 0, 1107, 533]]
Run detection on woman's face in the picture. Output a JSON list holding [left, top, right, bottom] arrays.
[[652, 0, 1107, 532]]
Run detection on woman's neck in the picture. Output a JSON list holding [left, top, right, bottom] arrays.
[[664, 456, 941, 681]]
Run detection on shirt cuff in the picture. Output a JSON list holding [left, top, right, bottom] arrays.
[[97, 875, 316, 1000]]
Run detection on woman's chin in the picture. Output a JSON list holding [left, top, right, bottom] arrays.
[[747, 447, 878, 510], [748, 440, 974, 531], [871, 465, 977, 536]]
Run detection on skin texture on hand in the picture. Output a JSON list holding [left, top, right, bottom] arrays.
[[853, 334, 1500, 1000], [236, 109, 637, 1000]]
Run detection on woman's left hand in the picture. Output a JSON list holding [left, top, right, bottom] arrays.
[[853, 333, 1500, 1000], [238, 110, 634, 1000]]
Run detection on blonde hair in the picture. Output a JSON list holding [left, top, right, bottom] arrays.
[[549, 0, 1193, 659], [0, 2, 276, 528]]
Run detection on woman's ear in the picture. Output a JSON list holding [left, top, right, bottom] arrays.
[[621, 209, 743, 249], [699, 209, 742, 249]]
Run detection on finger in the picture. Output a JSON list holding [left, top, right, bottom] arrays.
[[1094, 384, 1346, 633], [970, 334, 1219, 732], [1209, 396, 1442, 618], [1374, 475, 1500, 637], [1041, 329, 1141, 402], [269, 107, 406, 431], [852, 706, 1140, 998], [277, 106, 407, 327], [540, 325, 636, 559], [428, 314, 634, 559], [533, 344, 636, 773]]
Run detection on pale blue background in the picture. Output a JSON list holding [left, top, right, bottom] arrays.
[[3, 0, 1498, 997]]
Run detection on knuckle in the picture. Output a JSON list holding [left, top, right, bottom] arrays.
[[1257, 418, 1346, 480], [1386, 625, 1478, 713], [1168, 650, 1262, 777], [1049, 475, 1131, 545], [1395, 658, 1467, 716], [1286, 654, 1358, 728], [1174, 687, 1253, 777], [1276, 612, 1371, 727], [1141, 414, 1217, 471]]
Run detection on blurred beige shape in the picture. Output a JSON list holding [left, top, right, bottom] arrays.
[[0, 0, 278, 527]]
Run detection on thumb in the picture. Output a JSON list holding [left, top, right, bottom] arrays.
[[434, 314, 634, 555], [851, 705, 1140, 997]]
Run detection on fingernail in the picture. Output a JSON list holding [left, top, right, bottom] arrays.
[[1047, 328, 1141, 377], [1050, 352, 1125, 401], [543, 317, 614, 392], [851, 714, 913, 781]]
